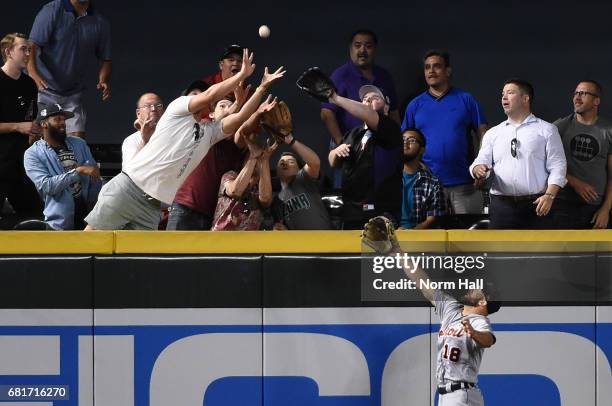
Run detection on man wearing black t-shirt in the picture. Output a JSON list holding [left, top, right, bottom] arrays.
[[0, 33, 43, 228], [328, 84, 402, 229]]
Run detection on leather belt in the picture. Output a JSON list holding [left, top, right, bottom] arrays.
[[437, 382, 475, 395], [492, 193, 542, 202]]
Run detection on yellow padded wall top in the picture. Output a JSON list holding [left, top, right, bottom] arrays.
[[0, 230, 609, 255], [0, 231, 114, 254], [114, 230, 447, 254]]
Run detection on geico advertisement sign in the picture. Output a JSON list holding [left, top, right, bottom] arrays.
[[0, 307, 609, 405]]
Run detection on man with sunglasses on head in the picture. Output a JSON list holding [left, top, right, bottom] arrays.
[[552, 80, 612, 229], [328, 84, 402, 229], [400, 128, 446, 229], [469, 79, 566, 229], [121, 92, 164, 167]]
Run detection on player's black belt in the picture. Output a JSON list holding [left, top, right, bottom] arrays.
[[437, 382, 475, 395]]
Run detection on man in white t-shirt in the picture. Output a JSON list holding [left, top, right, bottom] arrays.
[[121, 92, 164, 167], [84, 49, 285, 230]]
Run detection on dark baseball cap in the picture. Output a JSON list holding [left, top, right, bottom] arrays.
[[182, 80, 209, 96], [36, 103, 75, 122], [221, 44, 244, 60]]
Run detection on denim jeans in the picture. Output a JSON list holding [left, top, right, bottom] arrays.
[[165, 202, 212, 230]]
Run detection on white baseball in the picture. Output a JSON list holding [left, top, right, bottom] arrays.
[[258, 25, 271, 39]]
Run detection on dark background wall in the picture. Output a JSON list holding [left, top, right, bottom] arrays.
[[4, 0, 612, 176]]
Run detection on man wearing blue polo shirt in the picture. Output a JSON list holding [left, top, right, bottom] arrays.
[[401, 50, 487, 214], [321, 29, 400, 188], [28, 0, 111, 139]]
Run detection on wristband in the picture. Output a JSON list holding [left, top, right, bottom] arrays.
[[288, 137, 297, 146]]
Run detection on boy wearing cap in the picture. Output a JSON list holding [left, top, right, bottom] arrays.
[[24, 104, 101, 229], [273, 135, 332, 230], [328, 84, 402, 229]]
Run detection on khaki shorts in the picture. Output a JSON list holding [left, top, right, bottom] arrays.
[[85, 172, 161, 230]]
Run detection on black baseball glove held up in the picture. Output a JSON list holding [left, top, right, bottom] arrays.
[[296, 67, 336, 102]]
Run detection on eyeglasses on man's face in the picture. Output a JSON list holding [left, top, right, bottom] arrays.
[[403, 136, 422, 145], [138, 103, 163, 111], [573, 91, 599, 98]]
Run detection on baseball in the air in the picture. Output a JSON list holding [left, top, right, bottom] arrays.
[[258, 25, 271, 39]]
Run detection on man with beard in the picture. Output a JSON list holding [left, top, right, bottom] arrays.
[[24, 104, 101, 230], [399, 128, 446, 229], [328, 84, 402, 229], [0, 32, 44, 228], [552, 80, 612, 229], [28, 0, 112, 139], [122, 92, 164, 167], [321, 29, 400, 188]]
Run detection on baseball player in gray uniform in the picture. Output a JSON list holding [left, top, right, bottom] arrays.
[[432, 288, 499, 405], [405, 264, 500, 405], [361, 216, 501, 406]]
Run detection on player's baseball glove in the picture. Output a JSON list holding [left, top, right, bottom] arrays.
[[261, 101, 292, 144], [296, 67, 336, 102], [361, 216, 400, 254]]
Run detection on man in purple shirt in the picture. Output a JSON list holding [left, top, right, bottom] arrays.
[[321, 29, 400, 188]]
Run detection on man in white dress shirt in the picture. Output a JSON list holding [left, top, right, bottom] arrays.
[[470, 79, 566, 229]]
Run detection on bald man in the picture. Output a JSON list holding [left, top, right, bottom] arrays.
[[121, 92, 164, 167]]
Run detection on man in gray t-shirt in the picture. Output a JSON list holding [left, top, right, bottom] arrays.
[[273, 135, 331, 230], [553, 80, 612, 229]]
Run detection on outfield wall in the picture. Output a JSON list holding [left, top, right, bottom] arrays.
[[0, 231, 610, 405]]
